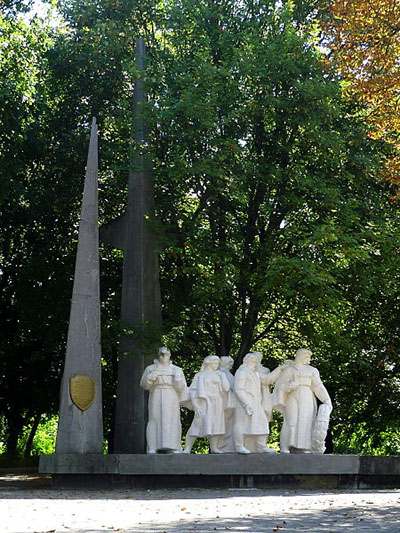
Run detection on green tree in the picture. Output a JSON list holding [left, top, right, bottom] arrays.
[[0, 12, 73, 455], [146, 0, 395, 359], [145, 0, 400, 447], [1, 0, 399, 455], [0, 0, 30, 16]]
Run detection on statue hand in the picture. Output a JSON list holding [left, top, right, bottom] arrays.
[[245, 405, 254, 416], [286, 380, 298, 392]]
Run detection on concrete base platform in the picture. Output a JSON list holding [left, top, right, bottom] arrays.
[[39, 453, 400, 490]]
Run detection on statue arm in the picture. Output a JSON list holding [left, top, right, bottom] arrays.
[[234, 387, 247, 405], [260, 373, 271, 385], [262, 365, 283, 385], [140, 365, 157, 390], [173, 367, 187, 392], [189, 374, 204, 415], [234, 372, 253, 414], [189, 374, 199, 399], [311, 370, 332, 410], [190, 392, 204, 416], [314, 384, 332, 410], [220, 371, 231, 392]]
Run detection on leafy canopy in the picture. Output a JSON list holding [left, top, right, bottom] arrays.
[[323, 0, 400, 186]]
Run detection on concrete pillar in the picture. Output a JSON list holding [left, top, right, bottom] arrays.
[[56, 118, 103, 454], [100, 39, 162, 453]]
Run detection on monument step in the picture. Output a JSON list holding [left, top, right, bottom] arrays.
[[39, 453, 400, 490]]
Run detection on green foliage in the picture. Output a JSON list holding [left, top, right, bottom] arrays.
[[146, 0, 399, 357], [0, 0, 31, 16], [0, 0, 399, 456], [335, 422, 400, 456], [0, 13, 70, 456], [146, 0, 400, 453], [268, 411, 283, 451], [19, 415, 58, 456]]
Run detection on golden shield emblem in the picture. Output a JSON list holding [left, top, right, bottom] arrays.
[[69, 374, 96, 411]]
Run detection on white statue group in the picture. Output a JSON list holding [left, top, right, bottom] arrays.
[[140, 347, 332, 455]]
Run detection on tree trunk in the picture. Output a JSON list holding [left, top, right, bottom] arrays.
[[6, 411, 24, 457], [24, 414, 41, 457]]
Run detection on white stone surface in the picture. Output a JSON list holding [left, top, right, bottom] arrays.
[[312, 402, 332, 453], [217, 356, 236, 453], [142, 346, 333, 456], [184, 356, 231, 454], [254, 351, 274, 422], [270, 348, 332, 454], [140, 347, 188, 453], [233, 353, 274, 454]]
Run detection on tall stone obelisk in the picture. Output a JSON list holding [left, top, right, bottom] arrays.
[[56, 118, 103, 454], [100, 39, 162, 454]]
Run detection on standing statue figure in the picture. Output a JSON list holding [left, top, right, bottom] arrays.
[[243, 352, 276, 453], [218, 356, 236, 453], [184, 355, 231, 454], [140, 346, 188, 454], [272, 348, 332, 454], [253, 352, 274, 424], [233, 352, 276, 454]]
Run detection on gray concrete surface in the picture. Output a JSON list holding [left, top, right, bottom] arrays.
[[40, 453, 363, 475], [56, 117, 103, 455], [1, 473, 399, 532], [39, 453, 400, 489]]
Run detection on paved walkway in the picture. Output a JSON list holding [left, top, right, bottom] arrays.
[[1, 474, 400, 532]]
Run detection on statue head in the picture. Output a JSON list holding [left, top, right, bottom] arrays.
[[243, 352, 258, 369], [220, 356, 234, 370], [295, 348, 312, 365], [251, 351, 263, 366], [158, 346, 171, 365], [202, 355, 220, 371]]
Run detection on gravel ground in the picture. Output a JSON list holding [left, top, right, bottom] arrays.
[[1, 474, 400, 532]]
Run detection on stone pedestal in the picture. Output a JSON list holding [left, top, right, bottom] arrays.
[[39, 454, 400, 490]]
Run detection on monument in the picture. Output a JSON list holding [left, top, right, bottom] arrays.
[[271, 348, 333, 454], [184, 356, 231, 454], [39, 41, 400, 492], [100, 38, 162, 454], [233, 353, 275, 454], [218, 356, 236, 453], [140, 347, 188, 453], [55, 118, 103, 454]]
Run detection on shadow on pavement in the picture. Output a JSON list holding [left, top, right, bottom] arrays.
[[54, 505, 400, 533], [0, 476, 399, 501]]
